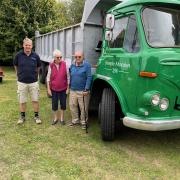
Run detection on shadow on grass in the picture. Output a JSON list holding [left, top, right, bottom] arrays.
[[115, 125, 180, 146], [89, 114, 180, 151]]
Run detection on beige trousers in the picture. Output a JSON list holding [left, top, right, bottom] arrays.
[[69, 90, 90, 125]]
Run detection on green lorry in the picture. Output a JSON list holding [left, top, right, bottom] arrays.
[[91, 0, 180, 140], [35, 0, 180, 141]]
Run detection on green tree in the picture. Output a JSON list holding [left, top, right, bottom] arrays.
[[0, 0, 70, 61], [67, 0, 85, 24]]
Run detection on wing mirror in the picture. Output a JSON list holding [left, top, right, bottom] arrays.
[[106, 14, 115, 29], [105, 31, 113, 41]]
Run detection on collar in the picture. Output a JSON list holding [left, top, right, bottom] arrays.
[[53, 60, 62, 65], [72, 60, 85, 67], [23, 50, 33, 56]]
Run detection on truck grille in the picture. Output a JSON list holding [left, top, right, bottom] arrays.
[[174, 96, 180, 111]]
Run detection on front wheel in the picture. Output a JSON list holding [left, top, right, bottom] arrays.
[[99, 88, 116, 141]]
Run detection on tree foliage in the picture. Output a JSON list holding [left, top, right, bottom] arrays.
[[0, 0, 71, 61], [0, 0, 85, 61], [67, 0, 85, 24]]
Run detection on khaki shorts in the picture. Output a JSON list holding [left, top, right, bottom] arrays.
[[17, 81, 39, 103]]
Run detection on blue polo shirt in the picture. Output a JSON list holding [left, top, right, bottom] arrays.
[[13, 50, 41, 83], [69, 60, 92, 91]]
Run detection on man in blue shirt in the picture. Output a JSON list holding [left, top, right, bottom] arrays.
[[14, 37, 42, 124], [69, 51, 92, 129]]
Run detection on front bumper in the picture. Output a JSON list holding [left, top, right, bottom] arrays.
[[123, 116, 180, 131]]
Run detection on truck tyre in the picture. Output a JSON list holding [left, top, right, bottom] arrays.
[[98, 102, 101, 124], [39, 62, 46, 84], [100, 88, 115, 141]]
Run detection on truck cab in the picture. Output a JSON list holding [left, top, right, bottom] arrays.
[[92, 0, 180, 140]]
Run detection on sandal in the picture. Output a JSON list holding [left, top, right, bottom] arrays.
[[51, 119, 58, 125]]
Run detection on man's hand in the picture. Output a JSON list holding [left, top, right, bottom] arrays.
[[82, 90, 89, 96]]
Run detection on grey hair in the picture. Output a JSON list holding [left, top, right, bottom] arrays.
[[53, 49, 62, 58], [23, 37, 32, 44]]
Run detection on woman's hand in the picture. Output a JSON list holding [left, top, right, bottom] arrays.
[[66, 88, 69, 95], [47, 88, 52, 96]]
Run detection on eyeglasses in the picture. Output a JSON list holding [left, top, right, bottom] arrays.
[[56, 56, 62, 59], [75, 56, 82, 59]]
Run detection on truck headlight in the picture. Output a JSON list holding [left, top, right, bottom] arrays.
[[151, 94, 160, 106], [159, 98, 169, 111]]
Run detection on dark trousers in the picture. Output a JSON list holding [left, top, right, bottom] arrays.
[[51, 90, 67, 111]]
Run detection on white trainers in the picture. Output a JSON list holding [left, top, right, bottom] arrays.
[[17, 117, 25, 124], [35, 117, 42, 124]]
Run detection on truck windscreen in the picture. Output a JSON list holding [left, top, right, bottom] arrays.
[[142, 6, 180, 47]]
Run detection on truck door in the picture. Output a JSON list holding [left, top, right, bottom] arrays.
[[103, 14, 141, 114]]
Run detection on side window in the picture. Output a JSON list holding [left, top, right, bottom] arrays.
[[110, 17, 128, 48], [123, 15, 140, 53]]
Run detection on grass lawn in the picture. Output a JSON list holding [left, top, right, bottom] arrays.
[[0, 67, 180, 180]]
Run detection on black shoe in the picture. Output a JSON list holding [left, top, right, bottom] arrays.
[[60, 120, 65, 125], [51, 119, 58, 125]]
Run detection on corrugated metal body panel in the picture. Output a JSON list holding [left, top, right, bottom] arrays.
[[35, 24, 101, 66], [74, 26, 83, 53], [83, 24, 102, 65], [35, 25, 82, 65]]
